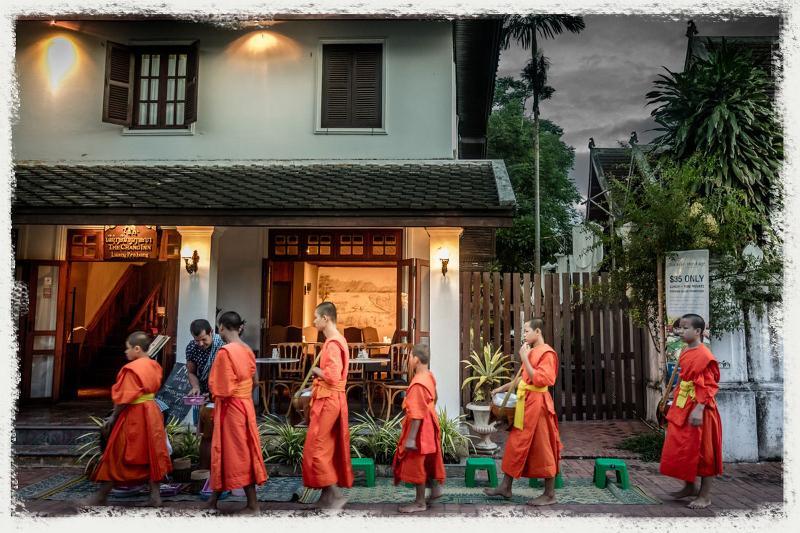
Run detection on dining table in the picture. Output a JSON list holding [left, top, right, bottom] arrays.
[[348, 357, 390, 414], [255, 357, 300, 414]]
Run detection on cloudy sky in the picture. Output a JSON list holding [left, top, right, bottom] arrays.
[[497, 15, 781, 205]]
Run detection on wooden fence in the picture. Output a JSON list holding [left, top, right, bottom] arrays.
[[459, 272, 649, 421]]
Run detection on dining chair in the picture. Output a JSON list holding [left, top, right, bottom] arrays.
[[270, 342, 305, 415], [378, 343, 415, 419], [343, 327, 364, 344]]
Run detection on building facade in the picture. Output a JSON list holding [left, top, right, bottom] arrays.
[[12, 16, 514, 418]]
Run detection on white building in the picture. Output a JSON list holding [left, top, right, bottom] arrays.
[[12, 16, 514, 419]]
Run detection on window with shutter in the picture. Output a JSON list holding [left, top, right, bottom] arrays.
[[103, 42, 199, 129], [321, 43, 382, 129]]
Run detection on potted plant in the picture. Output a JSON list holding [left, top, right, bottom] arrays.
[[438, 409, 474, 464], [170, 424, 200, 481], [259, 415, 307, 474], [461, 343, 512, 453]]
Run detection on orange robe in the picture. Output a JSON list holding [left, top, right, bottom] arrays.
[[393, 370, 446, 486], [302, 333, 354, 489], [501, 343, 562, 479], [660, 343, 723, 482], [209, 342, 268, 491], [92, 357, 172, 483]]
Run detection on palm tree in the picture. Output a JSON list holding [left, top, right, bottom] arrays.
[[646, 39, 782, 216], [502, 15, 585, 274]]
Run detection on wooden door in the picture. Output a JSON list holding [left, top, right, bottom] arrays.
[[414, 259, 430, 344], [16, 261, 68, 402]]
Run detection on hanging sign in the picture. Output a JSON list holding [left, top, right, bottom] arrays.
[[104, 225, 158, 260], [665, 249, 710, 330]]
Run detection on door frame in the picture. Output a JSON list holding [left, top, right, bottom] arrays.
[[16, 260, 69, 403]]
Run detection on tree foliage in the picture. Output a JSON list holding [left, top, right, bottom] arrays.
[[593, 155, 781, 339], [646, 39, 782, 216], [488, 76, 581, 271]]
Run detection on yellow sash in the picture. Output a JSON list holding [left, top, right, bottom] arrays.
[[675, 380, 695, 408], [131, 392, 155, 404], [513, 382, 548, 430]]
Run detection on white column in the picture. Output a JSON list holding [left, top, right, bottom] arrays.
[[427, 227, 463, 417], [175, 226, 219, 363]]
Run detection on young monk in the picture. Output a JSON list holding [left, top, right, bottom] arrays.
[[206, 311, 267, 514], [83, 331, 172, 506], [301, 302, 354, 509], [485, 317, 562, 506], [660, 313, 723, 509], [393, 344, 446, 513]]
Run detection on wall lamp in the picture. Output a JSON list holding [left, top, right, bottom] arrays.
[[437, 247, 450, 277], [181, 246, 199, 275]]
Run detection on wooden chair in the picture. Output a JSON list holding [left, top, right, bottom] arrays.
[[378, 343, 415, 419], [362, 326, 379, 343], [270, 342, 305, 415], [286, 326, 303, 342], [343, 327, 364, 344]]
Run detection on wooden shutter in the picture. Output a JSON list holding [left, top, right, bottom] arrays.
[[321, 45, 353, 128], [351, 44, 382, 128], [184, 42, 200, 124], [102, 42, 134, 126], [67, 229, 104, 261]]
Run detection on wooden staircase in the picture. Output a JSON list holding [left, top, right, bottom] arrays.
[[80, 262, 171, 389]]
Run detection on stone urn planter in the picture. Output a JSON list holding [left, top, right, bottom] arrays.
[[465, 402, 498, 454]]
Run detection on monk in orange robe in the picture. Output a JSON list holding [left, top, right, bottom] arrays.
[[660, 313, 722, 509], [302, 301, 353, 509], [393, 344, 446, 513], [206, 311, 267, 514], [485, 317, 562, 506], [83, 331, 172, 507]]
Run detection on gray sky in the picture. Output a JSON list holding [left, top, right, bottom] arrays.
[[497, 15, 781, 205]]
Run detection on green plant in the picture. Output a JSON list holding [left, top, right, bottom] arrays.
[[438, 409, 474, 464], [461, 343, 512, 404], [258, 415, 307, 469], [74, 415, 106, 475], [647, 39, 782, 215], [171, 427, 201, 463], [618, 430, 665, 462], [349, 411, 403, 465]]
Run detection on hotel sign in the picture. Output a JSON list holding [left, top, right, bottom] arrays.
[[104, 225, 158, 260]]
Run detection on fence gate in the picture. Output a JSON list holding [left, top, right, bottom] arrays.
[[459, 272, 649, 421]]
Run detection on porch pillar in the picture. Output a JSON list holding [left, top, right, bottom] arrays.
[[427, 227, 463, 417], [175, 227, 221, 363]]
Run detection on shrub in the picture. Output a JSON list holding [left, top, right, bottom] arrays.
[[259, 415, 307, 469], [618, 430, 665, 462]]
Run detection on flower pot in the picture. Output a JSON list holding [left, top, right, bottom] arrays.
[[190, 469, 209, 494], [465, 402, 498, 454], [171, 457, 192, 482]]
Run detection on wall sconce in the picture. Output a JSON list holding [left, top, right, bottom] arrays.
[[180, 245, 199, 275], [437, 247, 450, 277]]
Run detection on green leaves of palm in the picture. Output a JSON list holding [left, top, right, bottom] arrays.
[[646, 39, 782, 213], [461, 344, 512, 403], [501, 15, 586, 49]]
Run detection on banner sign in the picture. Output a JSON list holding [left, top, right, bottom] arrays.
[[665, 249, 710, 328], [104, 225, 158, 260]]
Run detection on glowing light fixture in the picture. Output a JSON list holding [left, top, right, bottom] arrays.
[[437, 247, 450, 277], [181, 245, 199, 275], [46, 36, 77, 91]]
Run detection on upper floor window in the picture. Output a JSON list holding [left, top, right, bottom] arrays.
[[321, 43, 383, 129], [102, 42, 199, 129]]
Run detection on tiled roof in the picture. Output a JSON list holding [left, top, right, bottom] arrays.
[[12, 160, 515, 225]]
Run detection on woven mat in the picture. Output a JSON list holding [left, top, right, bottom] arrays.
[[17, 474, 659, 505]]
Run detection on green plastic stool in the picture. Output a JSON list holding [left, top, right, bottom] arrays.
[[465, 457, 498, 488], [528, 471, 564, 489], [593, 458, 630, 490], [351, 457, 376, 487]]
